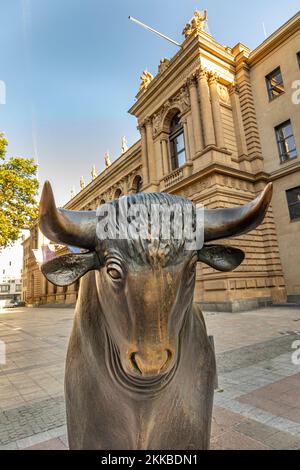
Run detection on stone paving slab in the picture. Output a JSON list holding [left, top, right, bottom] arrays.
[[0, 306, 300, 450]]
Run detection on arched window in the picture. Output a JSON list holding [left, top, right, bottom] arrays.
[[132, 175, 143, 193], [169, 113, 186, 170], [114, 188, 122, 199]]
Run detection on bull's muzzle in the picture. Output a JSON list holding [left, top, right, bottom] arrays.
[[130, 349, 173, 377]]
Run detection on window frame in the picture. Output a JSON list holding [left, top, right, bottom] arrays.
[[286, 186, 300, 222], [275, 119, 297, 164], [265, 66, 285, 101], [0, 285, 9, 293], [297, 51, 300, 69], [169, 114, 187, 170]]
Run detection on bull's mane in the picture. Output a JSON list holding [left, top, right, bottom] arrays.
[[98, 192, 197, 267]]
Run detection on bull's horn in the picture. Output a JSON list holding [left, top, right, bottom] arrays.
[[39, 181, 97, 250], [204, 183, 273, 242]]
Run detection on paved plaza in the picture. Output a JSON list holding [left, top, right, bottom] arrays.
[[0, 305, 300, 450]]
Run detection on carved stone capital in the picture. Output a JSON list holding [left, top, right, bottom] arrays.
[[197, 67, 210, 81], [228, 83, 240, 95], [187, 74, 198, 88], [152, 111, 163, 138], [208, 71, 220, 86], [144, 117, 152, 127]]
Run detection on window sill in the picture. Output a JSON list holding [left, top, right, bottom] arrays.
[[280, 156, 298, 165], [268, 91, 285, 103]]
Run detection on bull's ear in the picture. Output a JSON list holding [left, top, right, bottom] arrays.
[[41, 252, 100, 287], [198, 244, 245, 272]]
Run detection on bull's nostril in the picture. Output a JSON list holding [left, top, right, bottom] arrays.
[[162, 349, 173, 370], [130, 352, 142, 374]]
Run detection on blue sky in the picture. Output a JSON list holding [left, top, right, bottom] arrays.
[[1, 0, 299, 206]]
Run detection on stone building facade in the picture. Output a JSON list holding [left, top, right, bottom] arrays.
[[22, 10, 300, 311]]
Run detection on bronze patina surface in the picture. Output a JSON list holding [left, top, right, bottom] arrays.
[[39, 181, 272, 450]]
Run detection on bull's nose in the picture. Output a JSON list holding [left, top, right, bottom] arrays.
[[131, 350, 172, 376]]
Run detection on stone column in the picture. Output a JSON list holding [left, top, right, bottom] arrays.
[[197, 68, 216, 147], [56, 286, 65, 303], [65, 284, 77, 304], [182, 118, 191, 162], [47, 281, 56, 303], [139, 124, 149, 185], [228, 84, 248, 158], [188, 76, 204, 154], [208, 73, 226, 149], [186, 113, 195, 158], [161, 138, 170, 175], [145, 118, 156, 183]]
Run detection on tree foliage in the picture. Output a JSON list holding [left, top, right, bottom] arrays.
[[0, 133, 39, 248]]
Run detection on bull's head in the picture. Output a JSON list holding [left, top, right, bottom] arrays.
[[39, 182, 272, 378]]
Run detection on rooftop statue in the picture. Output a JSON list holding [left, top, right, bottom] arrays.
[[104, 151, 111, 168], [183, 9, 208, 38], [139, 70, 154, 92], [91, 165, 97, 180], [80, 176, 85, 190], [121, 136, 128, 154]]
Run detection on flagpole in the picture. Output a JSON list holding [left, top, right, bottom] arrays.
[[128, 16, 182, 48]]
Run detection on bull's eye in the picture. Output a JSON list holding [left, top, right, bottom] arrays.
[[106, 263, 123, 281]]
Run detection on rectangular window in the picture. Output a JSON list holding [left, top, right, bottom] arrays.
[[286, 186, 300, 221], [0, 285, 9, 293], [297, 52, 300, 69], [170, 132, 186, 170], [266, 67, 284, 100], [275, 120, 297, 163]]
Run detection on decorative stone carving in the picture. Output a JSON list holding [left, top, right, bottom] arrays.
[[228, 83, 240, 95], [182, 9, 208, 38], [80, 176, 85, 190], [104, 152, 111, 168], [151, 86, 191, 138], [121, 136, 128, 154], [158, 58, 170, 74], [217, 84, 230, 104], [208, 71, 220, 85], [174, 86, 190, 112], [139, 70, 154, 92], [187, 73, 197, 88], [91, 165, 97, 180], [152, 112, 163, 137], [198, 67, 210, 81]]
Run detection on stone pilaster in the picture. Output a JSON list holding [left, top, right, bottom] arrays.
[[161, 138, 170, 175], [228, 84, 249, 160], [187, 75, 204, 154], [138, 124, 149, 185], [145, 118, 157, 183], [197, 68, 216, 147], [208, 73, 226, 149], [181, 117, 191, 162]]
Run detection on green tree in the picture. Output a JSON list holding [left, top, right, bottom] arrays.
[[0, 132, 39, 248]]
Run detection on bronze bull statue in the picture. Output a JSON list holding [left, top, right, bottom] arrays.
[[39, 181, 272, 450]]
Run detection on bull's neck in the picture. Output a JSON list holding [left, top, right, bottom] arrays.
[[102, 306, 193, 400]]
